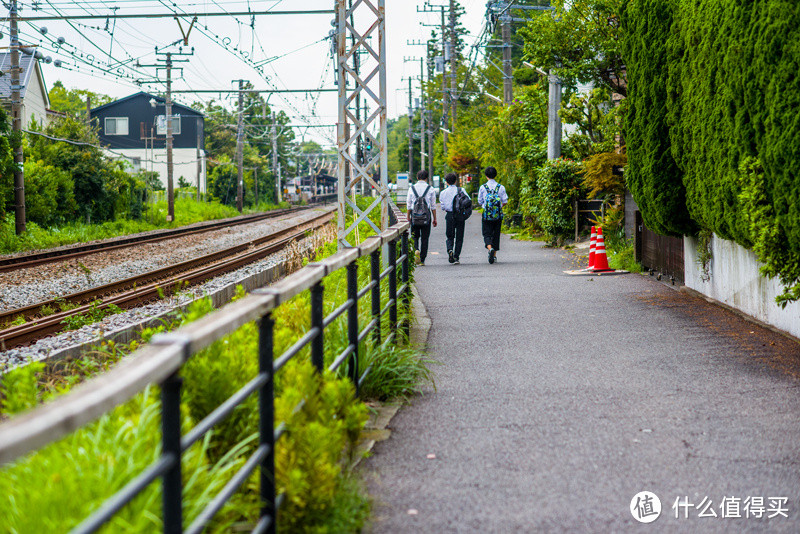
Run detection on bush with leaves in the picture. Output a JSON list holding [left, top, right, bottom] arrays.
[[531, 158, 584, 244]]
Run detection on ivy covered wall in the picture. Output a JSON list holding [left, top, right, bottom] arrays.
[[622, 0, 800, 304]]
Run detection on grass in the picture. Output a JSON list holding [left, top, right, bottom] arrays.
[[0, 196, 290, 255], [0, 199, 430, 533]]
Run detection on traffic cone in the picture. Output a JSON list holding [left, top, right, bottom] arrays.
[[591, 227, 614, 272], [584, 226, 596, 270]]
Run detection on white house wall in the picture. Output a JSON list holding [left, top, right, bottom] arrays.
[[104, 148, 207, 193], [684, 234, 800, 339]]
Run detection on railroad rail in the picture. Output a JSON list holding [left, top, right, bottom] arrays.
[[0, 211, 334, 349], [0, 206, 319, 274]]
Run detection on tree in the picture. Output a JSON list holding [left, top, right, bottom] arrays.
[[0, 108, 19, 220], [48, 81, 113, 117], [519, 0, 627, 97]]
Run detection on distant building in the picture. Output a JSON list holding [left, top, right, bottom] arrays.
[[90, 91, 206, 192], [0, 50, 51, 127]]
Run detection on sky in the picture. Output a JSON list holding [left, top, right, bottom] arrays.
[[4, 0, 490, 149]]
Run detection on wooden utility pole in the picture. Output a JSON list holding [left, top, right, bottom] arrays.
[[10, 0, 25, 235]]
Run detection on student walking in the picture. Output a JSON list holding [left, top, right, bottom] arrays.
[[439, 172, 472, 264], [407, 169, 437, 266], [477, 166, 508, 264]]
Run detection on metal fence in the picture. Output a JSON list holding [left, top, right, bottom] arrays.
[[635, 211, 685, 283], [0, 219, 412, 534]]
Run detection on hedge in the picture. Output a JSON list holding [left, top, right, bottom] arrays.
[[623, 0, 800, 304]]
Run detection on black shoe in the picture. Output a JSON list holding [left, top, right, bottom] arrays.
[[453, 259, 460, 265], [488, 249, 496, 264], [448, 250, 455, 263]]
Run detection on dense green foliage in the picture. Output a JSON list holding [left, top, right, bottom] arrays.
[[0, 109, 19, 222], [526, 158, 585, 244], [520, 0, 627, 97], [623, 0, 800, 303], [621, 0, 695, 237], [47, 81, 113, 118]]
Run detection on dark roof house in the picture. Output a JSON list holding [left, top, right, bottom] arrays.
[[90, 91, 204, 151]]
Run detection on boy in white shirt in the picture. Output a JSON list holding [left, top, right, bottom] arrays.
[[406, 169, 438, 266], [439, 172, 467, 264]]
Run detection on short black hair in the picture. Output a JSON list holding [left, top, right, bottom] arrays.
[[484, 166, 497, 179], [416, 169, 429, 181], [445, 172, 457, 185]]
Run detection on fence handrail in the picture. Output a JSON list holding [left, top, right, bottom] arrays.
[[0, 220, 410, 467]]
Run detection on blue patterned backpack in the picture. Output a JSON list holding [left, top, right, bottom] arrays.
[[483, 184, 503, 221]]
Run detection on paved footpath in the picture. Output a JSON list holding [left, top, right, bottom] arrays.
[[364, 208, 800, 533]]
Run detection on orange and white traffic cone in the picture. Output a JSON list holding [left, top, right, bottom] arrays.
[[591, 227, 614, 272], [584, 226, 596, 271]]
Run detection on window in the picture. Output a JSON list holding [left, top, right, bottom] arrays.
[[130, 157, 141, 173], [156, 115, 181, 135], [104, 117, 129, 136]]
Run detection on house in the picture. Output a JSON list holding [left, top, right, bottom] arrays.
[[90, 91, 206, 192], [0, 49, 50, 127]]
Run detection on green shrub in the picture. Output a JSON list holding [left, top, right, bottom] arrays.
[[531, 158, 584, 244]]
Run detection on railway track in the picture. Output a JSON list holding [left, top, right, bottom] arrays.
[[0, 211, 334, 350], [0, 207, 315, 274]]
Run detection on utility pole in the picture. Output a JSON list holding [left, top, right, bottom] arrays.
[[419, 57, 426, 174], [407, 76, 414, 178], [449, 0, 457, 128], [253, 166, 258, 206], [196, 116, 202, 201], [10, 0, 25, 235], [235, 79, 245, 212], [165, 53, 175, 221], [440, 6, 448, 157], [142, 48, 192, 221], [271, 111, 280, 203], [547, 71, 562, 159], [501, 11, 513, 104]]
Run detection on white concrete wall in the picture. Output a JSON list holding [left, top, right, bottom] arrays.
[[103, 148, 206, 193], [22, 75, 48, 127], [684, 234, 800, 338]]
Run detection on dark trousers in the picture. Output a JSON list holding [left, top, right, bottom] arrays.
[[412, 223, 431, 262], [445, 212, 465, 260], [482, 218, 502, 250]]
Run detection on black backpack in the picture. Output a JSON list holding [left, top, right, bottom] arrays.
[[452, 188, 473, 222], [410, 185, 432, 226]]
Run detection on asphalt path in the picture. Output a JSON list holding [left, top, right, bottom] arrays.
[[364, 206, 800, 533]]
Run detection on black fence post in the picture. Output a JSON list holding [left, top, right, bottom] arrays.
[[311, 282, 324, 373], [388, 238, 397, 342], [370, 249, 381, 346], [401, 231, 410, 340], [161, 372, 183, 534], [259, 313, 276, 534], [347, 262, 359, 395]]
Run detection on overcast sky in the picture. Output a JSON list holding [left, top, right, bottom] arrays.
[[5, 0, 489, 148]]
